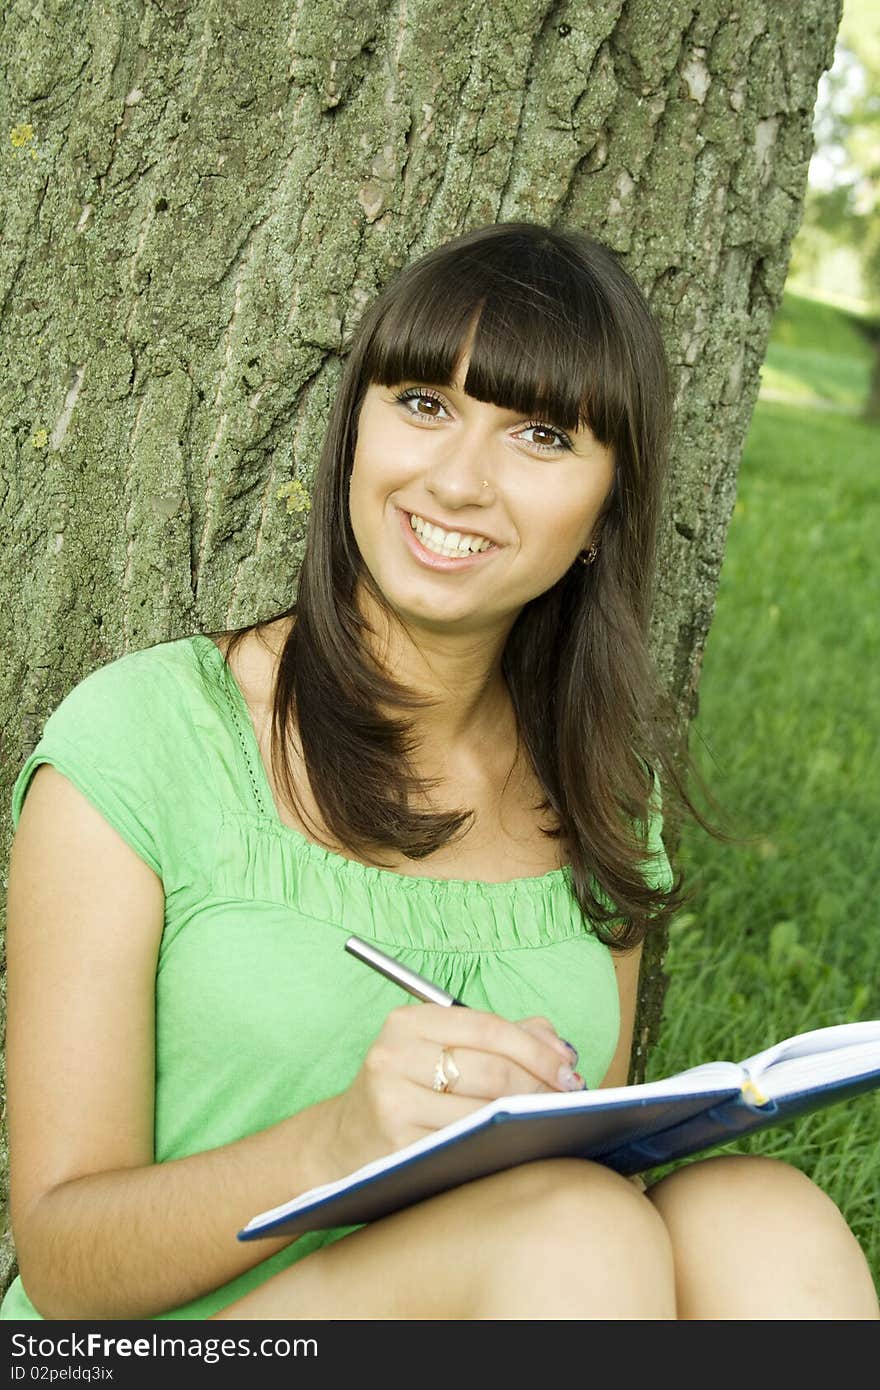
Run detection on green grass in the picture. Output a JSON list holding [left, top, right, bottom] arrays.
[[645, 394, 880, 1291], [767, 289, 872, 358], [760, 289, 875, 409]]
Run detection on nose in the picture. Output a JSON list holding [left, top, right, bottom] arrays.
[[424, 420, 496, 506]]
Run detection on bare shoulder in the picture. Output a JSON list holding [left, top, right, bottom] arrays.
[[12, 762, 164, 909]]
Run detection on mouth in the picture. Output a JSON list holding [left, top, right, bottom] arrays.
[[402, 509, 499, 552], [397, 508, 501, 570], [405, 509, 500, 548]]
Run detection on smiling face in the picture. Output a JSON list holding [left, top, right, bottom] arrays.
[[347, 347, 615, 640]]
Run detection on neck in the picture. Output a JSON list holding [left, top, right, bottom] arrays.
[[354, 582, 518, 779]]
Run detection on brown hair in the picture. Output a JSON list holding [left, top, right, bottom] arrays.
[[207, 221, 712, 949]]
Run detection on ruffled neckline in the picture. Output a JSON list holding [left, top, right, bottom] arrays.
[[190, 634, 573, 895]]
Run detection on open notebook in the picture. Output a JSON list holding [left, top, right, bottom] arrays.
[[239, 1020, 880, 1241]]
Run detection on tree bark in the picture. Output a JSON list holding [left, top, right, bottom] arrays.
[[0, 0, 841, 1296]]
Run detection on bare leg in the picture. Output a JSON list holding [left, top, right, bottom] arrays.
[[210, 1158, 676, 1320], [647, 1154, 879, 1320]]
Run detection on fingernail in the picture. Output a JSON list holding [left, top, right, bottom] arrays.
[[551, 1036, 578, 1064], [557, 1064, 586, 1091]]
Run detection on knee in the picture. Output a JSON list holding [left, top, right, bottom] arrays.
[[502, 1156, 667, 1222], [649, 1152, 864, 1265], [650, 1153, 833, 1222], [492, 1158, 674, 1277], [646, 1153, 879, 1319]]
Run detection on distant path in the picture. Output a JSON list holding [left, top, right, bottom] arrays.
[[758, 388, 861, 415]]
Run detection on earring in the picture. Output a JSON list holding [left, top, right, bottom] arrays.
[[578, 543, 599, 566], [481, 480, 489, 489]]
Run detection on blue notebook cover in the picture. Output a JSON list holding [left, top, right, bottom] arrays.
[[238, 1021, 880, 1241]]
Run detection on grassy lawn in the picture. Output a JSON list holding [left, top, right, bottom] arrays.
[[645, 296, 880, 1291], [760, 288, 875, 409]]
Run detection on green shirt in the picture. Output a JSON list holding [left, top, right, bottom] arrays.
[[1, 634, 671, 1319]]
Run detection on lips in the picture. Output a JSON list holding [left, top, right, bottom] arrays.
[[396, 506, 500, 570]]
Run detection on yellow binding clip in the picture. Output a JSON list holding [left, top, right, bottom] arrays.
[[741, 1078, 770, 1106]]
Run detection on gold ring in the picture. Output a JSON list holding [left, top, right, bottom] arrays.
[[432, 1047, 461, 1093]]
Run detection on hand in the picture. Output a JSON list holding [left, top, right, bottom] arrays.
[[324, 1005, 584, 1178]]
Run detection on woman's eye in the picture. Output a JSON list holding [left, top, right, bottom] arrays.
[[519, 423, 570, 454], [391, 388, 570, 454], [393, 387, 448, 418]]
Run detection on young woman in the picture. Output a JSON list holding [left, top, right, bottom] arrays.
[[4, 222, 877, 1320]]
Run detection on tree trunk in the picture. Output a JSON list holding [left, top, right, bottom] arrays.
[[0, 0, 841, 1295]]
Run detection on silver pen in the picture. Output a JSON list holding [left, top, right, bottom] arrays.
[[344, 934, 467, 1007]]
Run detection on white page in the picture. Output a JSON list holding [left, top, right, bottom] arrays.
[[744, 1021, 880, 1078], [745, 1039, 880, 1103], [482, 1062, 744, 1114]]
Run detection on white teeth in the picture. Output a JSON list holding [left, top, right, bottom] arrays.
[[408, 513, 493, 557]]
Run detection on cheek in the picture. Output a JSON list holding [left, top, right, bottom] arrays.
[[351, 425, 404, 496], [529, 487, 605, 549], [348, 446, 397, 547]]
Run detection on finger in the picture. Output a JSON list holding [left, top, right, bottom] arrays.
[[411, 1045, 550, 1100], [405, 1038, 579, 1102], [383, 1003, 585, 1094], [395, 1077, 515, 1135], [516, 1016, 579, 1068]]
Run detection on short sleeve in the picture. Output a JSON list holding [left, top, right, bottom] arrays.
[[11, 656, 165, 877]]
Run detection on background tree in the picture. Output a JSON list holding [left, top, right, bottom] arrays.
[[0, 0, 841, 1296]]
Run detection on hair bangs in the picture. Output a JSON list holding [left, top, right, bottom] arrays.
[[360, 229, 628, 442]]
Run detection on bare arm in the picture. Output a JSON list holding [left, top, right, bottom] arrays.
[[6, 766, 341, 1320], [598, 942, 643, 1088]]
